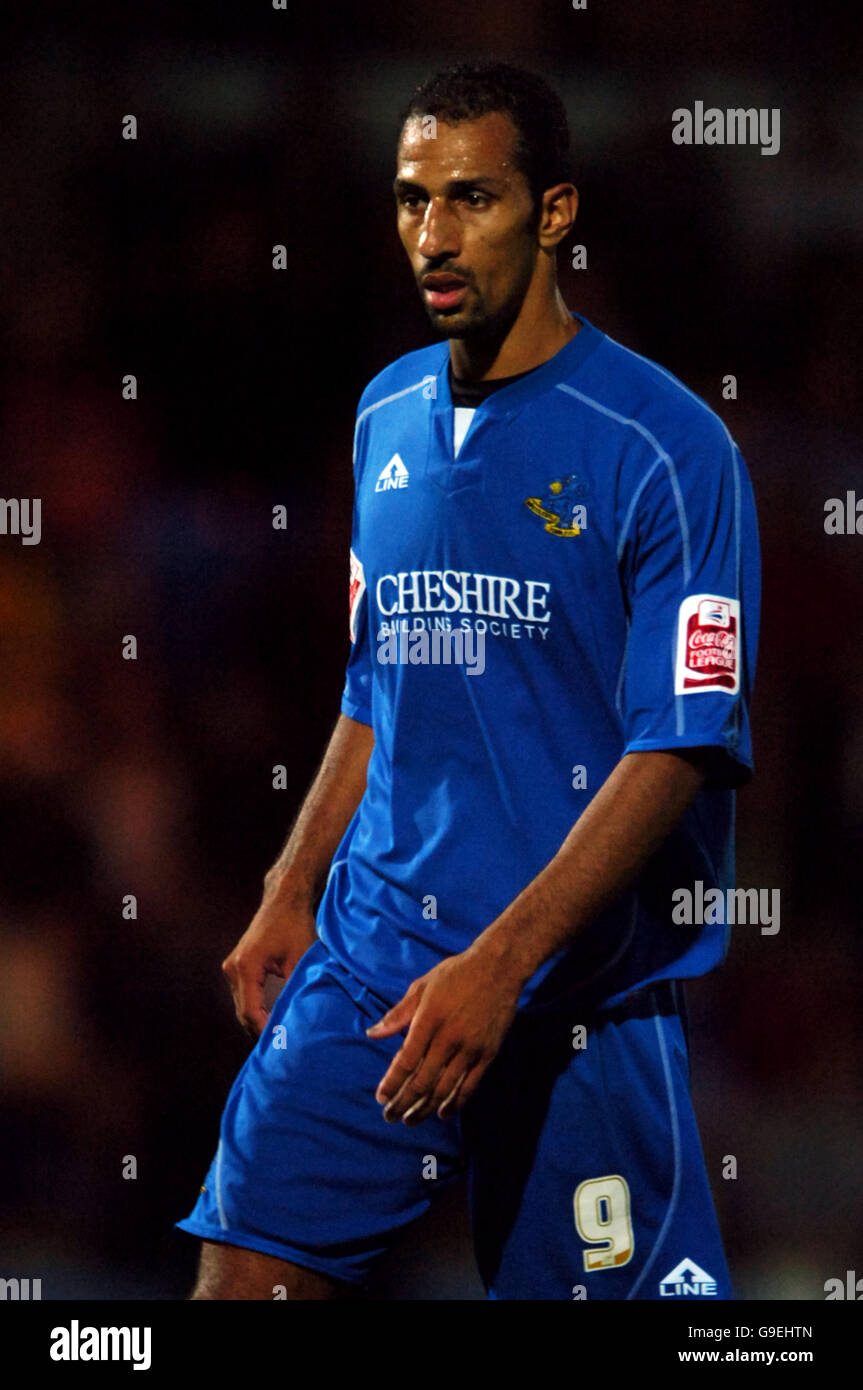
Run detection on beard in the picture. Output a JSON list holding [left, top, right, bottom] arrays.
[[420, 285, 523, 346], [417, 254, 534, 346], [424, 305, 480, 339]]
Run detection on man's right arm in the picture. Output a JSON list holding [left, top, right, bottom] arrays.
[[222, 712, 374, 1038]]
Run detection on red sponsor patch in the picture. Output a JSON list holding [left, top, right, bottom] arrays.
[[675, 595, 740, 694], [349, 549, 366, 643]]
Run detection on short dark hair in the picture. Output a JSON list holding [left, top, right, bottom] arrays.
[[398, 62, 572, 218]]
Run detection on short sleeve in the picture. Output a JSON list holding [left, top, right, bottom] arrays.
[[340, 426, 373, 727], [618, 422, 760, 788]]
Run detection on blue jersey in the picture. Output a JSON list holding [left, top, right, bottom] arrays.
[[317, 312, 760, 1012]]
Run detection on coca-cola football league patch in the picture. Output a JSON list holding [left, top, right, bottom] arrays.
[[674, 594, 740, 695], [349, 548, 366, 644]]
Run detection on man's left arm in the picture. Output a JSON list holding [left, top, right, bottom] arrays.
[[367, 745, 709, 1125]]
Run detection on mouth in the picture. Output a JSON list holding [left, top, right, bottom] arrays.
[[422, 274, 469, 311]]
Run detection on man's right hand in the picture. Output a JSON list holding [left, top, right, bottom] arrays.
[[220, 716, 373, 1040], [221, 890, 318, 1041]]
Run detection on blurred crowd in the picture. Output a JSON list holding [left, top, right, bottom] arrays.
[[0, 1, 860, 1298]]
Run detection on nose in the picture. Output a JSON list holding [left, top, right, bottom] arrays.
[[417, 197, 460, 262]]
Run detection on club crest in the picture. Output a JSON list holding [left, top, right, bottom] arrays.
[[525, 474, 587, 536]]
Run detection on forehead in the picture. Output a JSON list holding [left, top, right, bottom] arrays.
[[396, 110, 522, 184]]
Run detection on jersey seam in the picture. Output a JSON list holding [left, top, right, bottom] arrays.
[[555, 383, 692, 584], [214, 1139, 229, 1231], [555, 382, 694, 741], [626, 1006, 681, 1299], [610, 338, 740, 454], [616, 454, 664, 562], [353, 377, 433, 464], [606, 346, 748, 725]]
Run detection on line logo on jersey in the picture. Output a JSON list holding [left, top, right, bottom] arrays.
[[375, 453, 409, 492], [349, 549, 366, 643], [659, 1258, 718, 1297], [675, 594, 740, 695]]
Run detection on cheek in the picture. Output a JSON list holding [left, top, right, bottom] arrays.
[[483, 221, 533, 265], [482, 239, 534, 298]]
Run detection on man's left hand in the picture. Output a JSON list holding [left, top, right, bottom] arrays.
[[366, 944, 522, 1125]]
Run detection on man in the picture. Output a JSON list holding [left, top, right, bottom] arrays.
[[177, 62, 760, 1300]]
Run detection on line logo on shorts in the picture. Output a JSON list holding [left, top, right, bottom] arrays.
[[675, 594, 740, 695], [659, 1257, 718, 1296]]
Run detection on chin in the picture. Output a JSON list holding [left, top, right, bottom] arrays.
[[425, 307, 488, 340], [428, 320, 470, 340]]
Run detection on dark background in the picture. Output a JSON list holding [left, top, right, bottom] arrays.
[[0, 1, 860, 1299]]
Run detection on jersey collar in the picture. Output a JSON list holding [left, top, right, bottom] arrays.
[[431, 311, 603, 423]]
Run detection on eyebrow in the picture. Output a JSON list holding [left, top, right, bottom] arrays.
[[392, 176, 503, 197]]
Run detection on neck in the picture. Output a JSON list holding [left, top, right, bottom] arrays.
[[448, 283, 579, 382]]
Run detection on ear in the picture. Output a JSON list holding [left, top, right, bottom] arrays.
[[538, 183, 578, 249]]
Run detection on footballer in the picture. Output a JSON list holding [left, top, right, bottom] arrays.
[[177, 62, 760, 1300]]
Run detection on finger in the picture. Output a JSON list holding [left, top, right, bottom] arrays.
[[375, 1012, 438, 1106], [225, 954, 269, 1037], [428, 1055, 473, 1121], [365, 993, 417, 1038], [242, 995, 270, 1032], [443, 1061, 488, 1116], [383, 1035, 462, 1122], [401, 1054, 469, 1126], [433, 1063, 472, 1120]]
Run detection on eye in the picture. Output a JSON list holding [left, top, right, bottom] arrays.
[[464, 191, 489, 207], [398, 192, 424, 210]]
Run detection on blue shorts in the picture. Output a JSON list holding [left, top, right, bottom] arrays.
[[176, 938, 732, 1300]]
